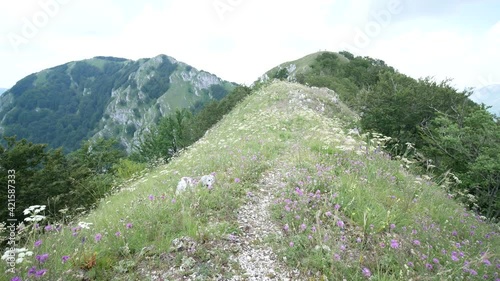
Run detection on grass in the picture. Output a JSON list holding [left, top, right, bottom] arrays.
[[1, 81, 498, 280]]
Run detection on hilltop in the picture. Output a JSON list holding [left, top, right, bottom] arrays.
[[0, 55, 236, 153], [1, 81, 498, 280]]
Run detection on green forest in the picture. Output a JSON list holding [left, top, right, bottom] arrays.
[[289, 52, 499, 219]]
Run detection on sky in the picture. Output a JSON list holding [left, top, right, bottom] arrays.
[[0, 0, 499, 92]]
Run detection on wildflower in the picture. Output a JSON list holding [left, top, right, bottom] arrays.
[[334, 204, 341, 210], [308, 235, 313, 240], [433, 258, 440, 264], [334, 253, 341, 261], [28, 266, 37, 276], [171, 198, 176, 204], [10, 277, 22, 281], [380, 242, 385, 248], [362, 267, 371, 277], [115, 231, 121, 237], [44, 225, 53, 231], [337, 220, 344, 229], [452, 230, 458, 236], [469, 269, 478, 276], [426, 263, 433, 270], [36, 253, 49, 263], [407, 262, 414, 267], [413, 240, 420, 246], [295, 187, 303, 196], [95, 233, 102, 242], [300, 223, 306, 232], [35, 269, 47, 277], [340, 244, 346, 251], [295, 215, 300, 220], [325, 211, 332, 217], [390, 240, 399, 249], [148, 195, 154, 200], [390, 224, 396, 230], [34, 240, 42, 248], [451, 253, 459, 261], [283, 224, 289, 232], [61, 255, 70, 263], [356, 237, 362, 243], [483, 259, 491, 266], [311, 226, 316, 233], [234, 178, 241, 183], [289, 242, 294, 247], [126, 223, 133, 229]]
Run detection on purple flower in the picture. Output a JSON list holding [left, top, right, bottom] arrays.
[[234, 178, 241, 183], [469, 269, 478, 276], [289, 241, 294, 247], [426, 263, 433, 270], [390, 239, 399, 249], [10, 277, 22, 281], [300, 223, 306, 232], [390, 224, 396, 230], [36, 253, 49, 263], [61, 255, 70, 263], [483, 259, 491, 266], [433, 258, 440, 264], [283, 224, 289, 232], [95, 233, 102, 242], [362, 267, 371, 277], [28, 266, 37, 276], [413, 240, 420, 246], [148, 195, 154, 200], [380, 242, 385, 248], [311, 226, 316, 233], [34, 240, 42, 247], [126, 223, 133, 229], [356, 237, 362, 243], [337, 220, 344, 229], [407, 262, 414, 267], [325, 211, 332, 217], [115, 231, 121, 237], [452, 230, 458, 236], [334, 253, 341, 261], [44, 225, 53, 231], [35, 269, 47, 277], [334, 204, 341, 210]]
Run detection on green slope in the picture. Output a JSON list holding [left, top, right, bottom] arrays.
[[1, 81, 498, 280], [0, 55, 236, 153]]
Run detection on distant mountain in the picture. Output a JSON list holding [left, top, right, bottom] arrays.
[[0, 55, 237, 152], [470, 84, 500, 115]]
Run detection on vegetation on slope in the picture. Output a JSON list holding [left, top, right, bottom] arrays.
[[277, 51, 499, 220], [1, 81, 498, 280], [0, 55, 235, 153]]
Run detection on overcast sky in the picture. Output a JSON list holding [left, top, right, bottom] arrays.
[[0, 0, 499, 91]]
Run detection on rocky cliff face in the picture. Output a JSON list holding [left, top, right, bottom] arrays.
[[0, 55, 236, 152]]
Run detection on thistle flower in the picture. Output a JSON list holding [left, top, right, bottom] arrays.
[[61, 255, 70, 263], [34, 240, 42, 248]]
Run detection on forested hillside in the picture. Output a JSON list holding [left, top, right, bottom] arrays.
[[265, 51, 499, 220], [0, 55, 236, 153]]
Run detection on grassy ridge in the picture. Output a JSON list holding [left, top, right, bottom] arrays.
[[1, 81, 498, 280]]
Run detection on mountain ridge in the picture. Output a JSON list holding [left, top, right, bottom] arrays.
[[1, 80, 497, 280]]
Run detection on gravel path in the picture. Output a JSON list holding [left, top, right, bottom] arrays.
[[229, 171, 300, 281]]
